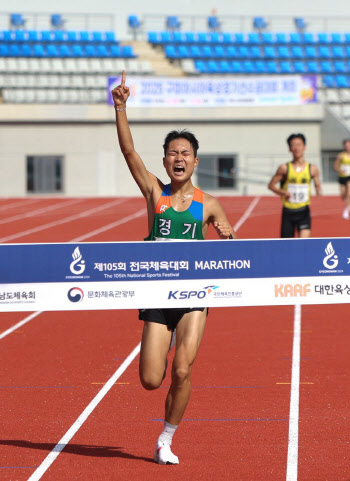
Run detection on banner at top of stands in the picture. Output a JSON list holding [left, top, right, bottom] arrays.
[[108, 75, 317, 108], [0, 238, 349, 284]]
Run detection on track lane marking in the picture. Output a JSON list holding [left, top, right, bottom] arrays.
[[0, 312, 42, 340], [286, 304, 301, 481], [233, 196, 260, 232], [27, 343, 141, 481]]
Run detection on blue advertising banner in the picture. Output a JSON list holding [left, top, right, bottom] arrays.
[[0, 239, 349, 311]]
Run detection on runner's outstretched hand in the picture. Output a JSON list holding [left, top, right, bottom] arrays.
[[111, 70, 129, 108]]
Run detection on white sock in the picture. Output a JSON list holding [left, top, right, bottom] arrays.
[[158, 421, 178, 446]]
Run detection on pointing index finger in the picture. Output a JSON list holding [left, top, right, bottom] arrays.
[[121, 70, 126, 86]]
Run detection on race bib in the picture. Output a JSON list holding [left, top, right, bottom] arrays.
[[287, 184, 309, 204], [340, 164, 350, 176]]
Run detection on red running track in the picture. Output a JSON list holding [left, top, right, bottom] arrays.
[[0, 196, 350, 481]]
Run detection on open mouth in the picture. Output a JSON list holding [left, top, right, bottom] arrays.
[[174, 166, 185, 174]]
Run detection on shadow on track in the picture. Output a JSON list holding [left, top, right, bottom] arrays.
[[0, 439, 154, 462]]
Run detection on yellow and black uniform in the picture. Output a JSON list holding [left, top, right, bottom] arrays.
[[280, 161, 312, 238], [337, 152, 350, 185]]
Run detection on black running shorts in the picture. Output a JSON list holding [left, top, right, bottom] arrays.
[[138, 307, 208, 331], [281, 205, 311, 238], [338, 176, 350, 185]]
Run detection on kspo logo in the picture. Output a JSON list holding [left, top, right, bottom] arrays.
[[168, 285, 219, 300], [275, 283, 311, 297]]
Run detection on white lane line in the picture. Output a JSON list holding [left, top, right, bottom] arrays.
[[0, 199, 83, 225], [71, 208, 147, 241], [27, 342, 141, 481], [0, 198, 40, 212], [0, 199, 127, 243], [0, 312, 43, 340], [233, 197, 260, 232], [286, 304, 301, 481]]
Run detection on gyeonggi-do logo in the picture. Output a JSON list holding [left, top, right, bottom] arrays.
[[323, 242, 338, 269], [67, 287, 84, 303], [70, 247, 86, 275]]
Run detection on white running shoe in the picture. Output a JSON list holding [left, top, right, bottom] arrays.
[[342, 209, 349, 219], [169, 329, 176, 351], [154, 441, 179, 465]]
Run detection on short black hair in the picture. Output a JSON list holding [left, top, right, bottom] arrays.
[[343, 139, 350, 145], [163, 130, 199, 157], [287, 133, 306, 147]]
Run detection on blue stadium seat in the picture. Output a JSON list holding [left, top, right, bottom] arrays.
[[211, 32, 223, 44], [59, 45, 71, 57], [97, 45, 108, 57], [255, 61, 266, 73], [53, 30, 65, 42], [291, 46, 303, 58], [322, 75, 336, 87], [318, 33, 329, 44], [40, 31, 52, 42], [110, 45, 121, 57], [334, 61, 346, 73], [72, 44, 84, 57], [320, 61, 333, 73], [9, 44, 20, 56], [189, 45, 201, 58], [21, 44, 32, 57], [178, 45, 189, 58], [47, 44, 59, 57], [331, 33, 343, 44], [263, 46, 276, 58], [79, 31, 90, 42], [197, 32, 209, 43], [248, 32, 260, 44], [3, 30, 12, 41], [250, 46, 262, 58], [332, 46, 345, 58], [27, 30, 38, 42], [202, 45, 214, 58], [185, 32, 195, 43], [207, 60, 219, 73], [14, 30, 25, 42], [262, 32, 274, 44], [266, 61, 278, 73], [302, 33, 315, 44], [105, 31, 116, 43], [345, 33, 350, 43], [238, 46, 249, 58], [10, 13, 25, 27], [85, 45, 96, 57], [194, 60, 207, 73], [165, 45, 177, 59], [92, 31, 103, 43], [336, 75, 349, 88], [280, 61, 293, 73], [0, 44, 9, 56], [231, 61, 243, 73], [219, 60, 231, 73], [253, 17, 268, 30], [148, 31, 158, 44], [67, 31, 77, 42], [290, 33, 301, 44], [160, 31, 171, 44], [234, 33, 245, 44], [222, 32, 233, 44], [242, 60, 254, 73], [276, 33, 287, 44], [208, 16, 221, 31], [319, 46, 331, 58], [122, 45, 135, 58], [305, 46, 317, 58], [33, 44, 46, 57], [293, 61, 307, 73], [166, 16, 181, 30], [51, 14, 64, 28], [346, 46, 350, 57], [226, 46, 237, 58], [306, 61, 319, 73], [278, 46, 290, 58], [214, 45, 225, 58], [173, 31, 183, 43]]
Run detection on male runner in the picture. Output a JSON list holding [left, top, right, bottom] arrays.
[[268, 133, 321, 238], [111, 72, 237, 465], [333, 139, 350, 219]]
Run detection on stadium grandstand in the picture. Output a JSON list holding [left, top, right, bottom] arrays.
[[0, 10, 350, 197]]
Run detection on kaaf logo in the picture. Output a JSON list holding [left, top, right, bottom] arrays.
[[70, 247, 86, 275], [275, 283, 311, 297], [323, 242, 338, 269], [67, 287, 84, 303], [168, 285, 219, 300]]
